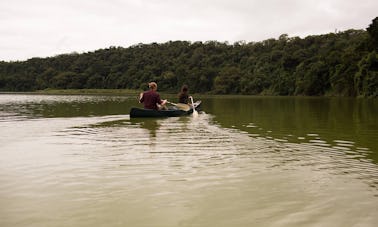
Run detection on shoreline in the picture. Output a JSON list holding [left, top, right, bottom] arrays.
[[0, 89, 141, 95]]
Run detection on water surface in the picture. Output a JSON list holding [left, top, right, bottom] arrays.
[[0, 94, 377, 227]]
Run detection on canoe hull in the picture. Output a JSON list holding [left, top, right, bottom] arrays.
[[130, 108, 189, 118], [130, 101, 201, 118]]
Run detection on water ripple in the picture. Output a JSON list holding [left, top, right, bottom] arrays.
[[1, 111, 377, 226]]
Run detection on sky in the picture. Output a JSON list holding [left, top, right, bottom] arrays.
[[0, 0, 377, 61]]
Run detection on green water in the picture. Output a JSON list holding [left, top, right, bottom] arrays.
[[202, 96, 378, 162], [0, 94, 377, 227]]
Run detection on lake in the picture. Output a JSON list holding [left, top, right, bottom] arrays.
[[0, 94, 377, 227]]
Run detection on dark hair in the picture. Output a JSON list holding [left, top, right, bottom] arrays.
[[178, 85, 189, 104], [181, 85, 188, 93]]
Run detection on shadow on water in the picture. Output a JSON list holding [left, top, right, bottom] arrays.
[[130, 118, 161, 138], [84, 117, 163, 138]]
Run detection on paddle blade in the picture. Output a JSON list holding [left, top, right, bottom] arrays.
[[175, 103, 190, 111], [193, 109, 199, 117]]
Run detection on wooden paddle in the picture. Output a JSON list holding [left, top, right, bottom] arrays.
[[190, 96, 198, 117], [166, 101, 191, 111]]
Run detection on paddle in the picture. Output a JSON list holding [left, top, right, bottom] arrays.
[[166, 101, 191, 111], [190, 96, 198, 117]]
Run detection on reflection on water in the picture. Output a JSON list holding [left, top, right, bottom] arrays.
[[0, 94, 133, 119], [0, 94, 377, 227], [132, 118, 161, 138], [202, 96, 378, 162]]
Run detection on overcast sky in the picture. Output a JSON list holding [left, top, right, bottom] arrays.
[[1, 0, 377, 61]]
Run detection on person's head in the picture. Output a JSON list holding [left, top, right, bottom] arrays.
[[148, 82, 157, 91], [181, 85, 188, 94]]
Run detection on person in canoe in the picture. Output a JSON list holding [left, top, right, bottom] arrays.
[[178, 84, 191, 104], [139, 82, 167, 110]]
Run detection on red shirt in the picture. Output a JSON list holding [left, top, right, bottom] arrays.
[[140, 90, 163, 110]]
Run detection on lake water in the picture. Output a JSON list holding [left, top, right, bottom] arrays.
[[0, 94, 377, 227]]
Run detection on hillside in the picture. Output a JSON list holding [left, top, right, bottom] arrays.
[[1, 18, 377, 97]]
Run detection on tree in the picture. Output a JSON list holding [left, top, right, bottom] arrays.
[[355, 51, 378, 97], [294, 60, 329, 96], [330, 48, 361, 96], [159, 71, 177, 92], [367, 17, 378, 50], [50, 72, 74, 89], [240, 72, 268, 95], [85, 73, 104, 88], [36, 68, 58, 89], [213, 66, 241, 94]]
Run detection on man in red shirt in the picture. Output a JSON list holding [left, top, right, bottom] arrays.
[[139, 82, 167, 110]]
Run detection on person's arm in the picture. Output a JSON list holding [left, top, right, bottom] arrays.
[[156, 93, 167, 105], [139, 92, 144, 103]]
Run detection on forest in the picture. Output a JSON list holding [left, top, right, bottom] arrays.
[[0, 17, 377, 97]]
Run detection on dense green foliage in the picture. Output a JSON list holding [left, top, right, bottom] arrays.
[[1, 19, 377, 97]]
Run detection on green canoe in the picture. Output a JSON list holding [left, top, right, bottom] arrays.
[[130, 101, 201, 118]]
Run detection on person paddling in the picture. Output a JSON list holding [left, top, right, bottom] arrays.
[[139, 82, 167, 110], [178, 84, 191, 104]]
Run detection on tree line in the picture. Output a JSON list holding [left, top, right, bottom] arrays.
[[1, 17, 377, 97]]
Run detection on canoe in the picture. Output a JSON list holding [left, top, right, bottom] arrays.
[[130, 101, 201, 118]]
